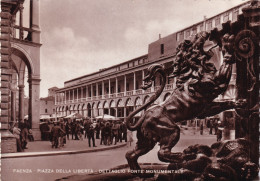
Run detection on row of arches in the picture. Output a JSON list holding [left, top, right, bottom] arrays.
[[56, 92, 171, 118]]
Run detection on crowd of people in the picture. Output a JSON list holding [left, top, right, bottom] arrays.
[[187, 116, 224, 141], [48, 118, 131, 149], [10, 120, 34, 152]]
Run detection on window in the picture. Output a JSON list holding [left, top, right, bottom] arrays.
[[223, 12, 229, 23], [176, 33, 180, 41], [45, 109, 48, 113], [126, 83, 129, 91], [215, 17, 220, 26], [207, 21, 212, 30], [185, 30, 190, 38], [160, 44, 164, 55], [45, 101, 47, 105], [192, 27, 197, 35], [232, 9, 239, 21], [200, 24, 204, 31], [180, 31, 184, 41], [53, 109, 55, 113]]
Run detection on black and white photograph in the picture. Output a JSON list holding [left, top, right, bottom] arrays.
[[0, 0, 259, 180]]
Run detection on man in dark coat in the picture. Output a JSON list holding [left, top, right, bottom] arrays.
[[20, 122, 29, 149], [51, 122, 65, 148], [87, 125, 96, 147], [95, 120, 100, 139], [121, 121, 127, 142], [84, 119, 91, 139], [111, 121, 120, 145], [103, 122, 111, 145]]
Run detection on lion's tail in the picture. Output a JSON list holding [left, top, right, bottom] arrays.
[[126, 64, 166, 131]]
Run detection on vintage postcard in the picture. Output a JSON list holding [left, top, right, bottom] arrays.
[[1, 0, 259, 180]]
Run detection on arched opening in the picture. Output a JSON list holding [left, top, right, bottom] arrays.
[[110, 100, 116, 116], [125, 98, 134, 117], [9, 47, 38, 130], [117, 99, 124, 118], [87, 103, 91, 118], [103, 101, 109, 115], [81, 104, 85, 117], [97, 102, 102, 116]]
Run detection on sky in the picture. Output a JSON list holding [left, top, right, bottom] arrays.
[[38, 0, 247, 97]]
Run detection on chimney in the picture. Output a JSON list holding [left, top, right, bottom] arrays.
[[159, 34, 161, 39]]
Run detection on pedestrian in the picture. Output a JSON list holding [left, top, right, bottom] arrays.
[[65, 121, 71, 140], [87, 125, 96, 147], [74, 121, 80, 140], [100, 121, 105, 145], [51, 121, 65, 148], [217, 121, 223, 141], [28, 129, 34, 141], [127, 130, 133, 147], [95, 120, 100, 139], [84, 119, 91, 139], [200, 122, 203, 135], [12, 123, 23, 152], [20, 121, 29, 149], [59, 122, 66, 147], [71, 120, 76, 140], [103, 122, 111, 145], [121, 121, 127, 142], [111, 121, 119, 145], [209, 118, 213, 135]]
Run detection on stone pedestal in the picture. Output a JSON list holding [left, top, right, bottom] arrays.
[[1, 130, 17, 153]]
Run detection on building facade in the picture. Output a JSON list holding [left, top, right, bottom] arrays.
[[55, 2, 250, 124], [39, 87, 58, 118], [1, 0, 41, 152]]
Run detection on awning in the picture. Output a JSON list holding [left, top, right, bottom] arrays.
[[95, 114, 118, 120], [40, 115, 52, 120], [64, 113, 83, 119]]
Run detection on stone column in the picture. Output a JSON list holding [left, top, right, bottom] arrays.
[[91, 84, 93, 100], [19, 3, 24, 39], [133, 72, 136, 94], [18, 85, 25, 123], [96, 83, 99, 96], [102, 81, 104, 98], [86, 85, 88, 98], [108, 79, 111, 97], [69, 90, 70, 102], [28, 77, 41, 140], [72, 89, 75, 103], [142, 70, 145, 93], [64, 91, 67, 104], [81, 87, 83, 100], [115, 77, 118, 94], [31, 0, 40, 43], [124, 75, 127, 96], [77, 88, 79, 101]]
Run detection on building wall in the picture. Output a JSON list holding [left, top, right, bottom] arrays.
[[39, 97, 55, 116], [55, 1, 250, 121]]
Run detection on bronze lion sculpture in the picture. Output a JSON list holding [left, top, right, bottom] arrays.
[[125, 32, 246, 177]]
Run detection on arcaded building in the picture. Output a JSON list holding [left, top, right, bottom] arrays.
[[1, 0, 41, 152], [55, 2, 250, 125]]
